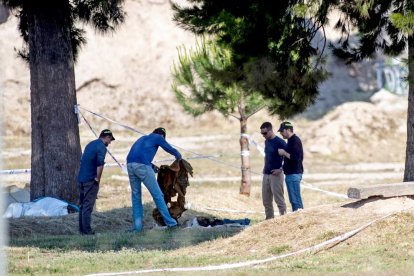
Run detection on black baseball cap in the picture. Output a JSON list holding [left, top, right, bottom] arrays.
[[153, 127, 166, 137], [277, 121, 293, 132], [99, 129, 115, 140]]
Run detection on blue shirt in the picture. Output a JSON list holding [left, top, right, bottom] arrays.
[[263, 136, 286, 174], [126, 133, 182, 165], [282, 134, 304, 175], [77, 139, 107, 183]]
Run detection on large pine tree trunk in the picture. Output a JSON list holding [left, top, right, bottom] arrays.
[[27, 2, 81, 203], [404, 36, 414, 181]]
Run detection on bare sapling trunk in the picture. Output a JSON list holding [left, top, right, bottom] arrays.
[[28, 2, 81, 203], [239, 100, 252, 195], [404, 35, 414, 181]]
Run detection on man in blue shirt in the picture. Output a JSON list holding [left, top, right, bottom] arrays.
[[126, 127, 182, 231], [260, 122, 287, 219], [278, 121, 304, 211], [78, 129, 115, 235]]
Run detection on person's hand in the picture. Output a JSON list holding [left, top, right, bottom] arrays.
[[151, 163, 160, 173], [271, 168, 282, 176], [278, 148, 286, 156]]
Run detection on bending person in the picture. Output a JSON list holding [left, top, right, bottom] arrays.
[[126, 127, 181, 232]]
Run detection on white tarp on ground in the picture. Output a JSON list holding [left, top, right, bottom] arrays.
[[4, 185, 30, 207], [4, 197, 70, 218]]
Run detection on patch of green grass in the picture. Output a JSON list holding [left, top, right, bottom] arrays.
[[315, 230, 340, 242], [268, 245, 291, 255], [9, 227, 242, 252]]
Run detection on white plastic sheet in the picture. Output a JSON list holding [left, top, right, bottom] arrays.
[[4, 197, 70, 218]]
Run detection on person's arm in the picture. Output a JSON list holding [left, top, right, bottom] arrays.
[[95, 165, 104, 183], [271, 139, 286, 175], [278, 138, 301, 160], [95, 146, 107, 183], [277, 139, 290, 158], [158, 136, 182, 160]]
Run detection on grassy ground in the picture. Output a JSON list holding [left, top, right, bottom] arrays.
[[3, 123, 413, 275]]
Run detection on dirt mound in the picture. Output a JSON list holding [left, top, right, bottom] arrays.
[[172, 196, 414, 259], [303, 90, 407, 162]]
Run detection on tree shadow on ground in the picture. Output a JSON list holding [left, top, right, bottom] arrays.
[[7, 203, 245, 252], [341, 196, 388, 209]]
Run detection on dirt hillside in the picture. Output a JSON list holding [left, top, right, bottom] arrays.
[[0, 1, 401, 138]]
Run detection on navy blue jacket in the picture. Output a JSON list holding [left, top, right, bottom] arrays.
[[127, 133, 181, 165], [78, 139, 107, 183], [263, 136, 286, 174], [283, 134, 304, 175]]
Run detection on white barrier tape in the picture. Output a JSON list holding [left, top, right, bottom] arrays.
[[86, 207, 412, 276], [240, 150, 250, 157], [302, 182, 348, 199], [249, 139, 265, 157], [0, 155, 217, 176], [79, 106, 146, 135], [80, 110, 127, 174], [79, 106, 247, 173], [0, 169, 31, 175]]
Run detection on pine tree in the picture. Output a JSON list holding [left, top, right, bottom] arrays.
[[1, 0, 125, 203], [172, 0, 329, 194], [172, 38, 265, 195], [325, 0, 414, 181]]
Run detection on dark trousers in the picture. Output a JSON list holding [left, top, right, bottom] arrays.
[[78, 180, 99, 234]]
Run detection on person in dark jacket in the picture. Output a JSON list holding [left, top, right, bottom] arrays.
[[78, 129, 115, 235], [126, 127, 181, 232], [277, 122, 304, 211], [260, 122, 287, 219]]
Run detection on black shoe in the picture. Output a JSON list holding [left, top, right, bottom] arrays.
[[81, 230, 95, 235]]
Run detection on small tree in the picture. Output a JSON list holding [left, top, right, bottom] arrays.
[[172, 1, 329, 194], [323, 0, 414, 180], [172, 38, 265, 195], [2, 0, 125, 203]]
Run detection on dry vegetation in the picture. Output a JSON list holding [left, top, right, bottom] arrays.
[[4, 100, 414, 274]]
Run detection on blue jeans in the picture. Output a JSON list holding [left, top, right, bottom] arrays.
[[285, 174, 304, 211], [127, 162, 177, 231]]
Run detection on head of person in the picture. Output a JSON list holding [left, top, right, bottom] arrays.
[[260, 122, 274, 140], [278, 121, 294, 139], [99, 129, 115, 146], [153, 127, 166, 138]]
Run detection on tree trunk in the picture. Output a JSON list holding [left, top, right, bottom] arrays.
[[27, 2, 81, 203], [239, 102, 252, 195], [405, 36, 414, 181]]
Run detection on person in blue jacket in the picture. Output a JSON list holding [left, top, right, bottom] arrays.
[[126, 127, 181, 231], [78, 129, 115, 235], [278, 121, 304, 211]]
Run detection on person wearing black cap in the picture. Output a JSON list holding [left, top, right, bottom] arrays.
[[277, 122, 304, 211], [260, 122, 287, 219], [77, 129, 115, 235], [126, 127, 182, 232]]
